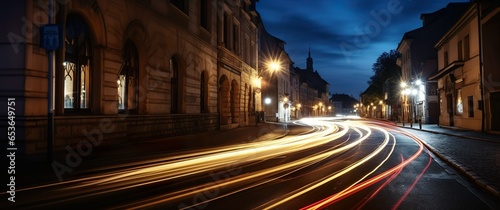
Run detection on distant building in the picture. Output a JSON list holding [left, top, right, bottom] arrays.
[[396, 2, 470, 124], [295, 50, 331, 117], [430, 2, 500, 132], [330, 94, 359, 116]]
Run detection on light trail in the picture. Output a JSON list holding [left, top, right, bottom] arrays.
[[7, 118, 439, 210], [356, 155, 405, 210], [300, 120, 428, 210], [118, 121, 368, 209], [9, 118, 348, 208], [262, 122, 391, 209], [392, 148, 433, 210]]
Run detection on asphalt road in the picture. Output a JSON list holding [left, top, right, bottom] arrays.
[[3, 118, 500, 209]]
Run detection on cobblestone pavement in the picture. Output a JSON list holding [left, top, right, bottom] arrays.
[[397, 123, 500, 198]]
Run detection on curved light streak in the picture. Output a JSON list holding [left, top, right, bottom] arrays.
[[7, 118, 437, 210], [301, 122, 427, 209]]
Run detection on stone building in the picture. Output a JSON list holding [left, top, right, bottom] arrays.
[[0, 0, 259, 154], [430, 2, 500, 131], [296, 50, 331, 117]]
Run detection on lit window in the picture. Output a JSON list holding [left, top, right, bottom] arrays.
[[456, 89, 463, 115], [64, 13, 91, 111], [118, 40, 139, 113]]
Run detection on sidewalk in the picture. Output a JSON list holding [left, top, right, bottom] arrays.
[[15, 122, 289, 187], [397, 122, 500, 198]]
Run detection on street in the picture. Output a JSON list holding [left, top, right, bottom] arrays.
[[3, 118, 500, 209]]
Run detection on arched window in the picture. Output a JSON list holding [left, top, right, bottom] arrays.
[[64, 13, 92, 111], [170, 57, 179, 113], [118, 40, 139, 113]]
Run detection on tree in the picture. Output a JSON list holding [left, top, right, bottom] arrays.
[[365, 50, 401, 104]]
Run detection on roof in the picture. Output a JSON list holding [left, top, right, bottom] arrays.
[[330, 94, 359, 108], [295, 67, 329, 95]]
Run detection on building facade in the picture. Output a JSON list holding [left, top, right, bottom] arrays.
[[257, 15, 295, 122], [1, 0, 259, 154], [330, 94, 358, 116], [430, 2, 500, 132], [296, 50, 331, 117], [396, 3, 470, 124]]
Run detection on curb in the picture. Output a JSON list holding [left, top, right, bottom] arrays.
[[398, 126, 500, 198], [399, 125, 500, 144]]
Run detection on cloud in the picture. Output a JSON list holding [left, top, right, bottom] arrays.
[[257, 0, 469, 97]]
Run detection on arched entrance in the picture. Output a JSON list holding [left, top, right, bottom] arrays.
[[219, 75, 230, 125], [231, 79, 240, 123]]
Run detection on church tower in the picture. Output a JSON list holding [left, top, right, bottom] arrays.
[[306, 48, 313, 71]]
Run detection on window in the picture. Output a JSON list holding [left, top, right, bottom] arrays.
[[200, 0, 209, 30], [170, 58, 179, 113], [223, 13, 230, 49], [444, 51, 449, 66], [233, 23, 239, 54], [456, 89, 463, 115], [464, 35, 470, 60], [64, 13, 92, 111], [200, 71, 208, 113], [170, 0, 188, 13], [118, 40, 139, 113], [468, 96, 474, 117], [244, 36, 250, 63], [458, 40, 463, 61]]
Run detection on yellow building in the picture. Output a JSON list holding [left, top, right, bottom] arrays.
[[430, 2, 500, 132]]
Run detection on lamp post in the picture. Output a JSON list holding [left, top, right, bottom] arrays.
[[379, 100, 384, 119], [297, 103, 302, 119], [400, 82, 407, 126], [401, 81, 419, 127], [318, 102, 323, 116], [260, 60, 281, 122], [283, 95, 289, 122]]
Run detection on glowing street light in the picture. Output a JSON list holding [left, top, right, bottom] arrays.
[[264, 97, 271, 105], [268, 61, 281, 73]]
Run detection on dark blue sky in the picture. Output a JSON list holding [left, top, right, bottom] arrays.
[[256, 0, 470, 98]]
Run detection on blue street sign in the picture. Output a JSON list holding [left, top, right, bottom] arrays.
[[40, 24, 62, 51]]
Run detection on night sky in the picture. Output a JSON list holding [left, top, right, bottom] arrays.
[[256, 0, 470, 99]]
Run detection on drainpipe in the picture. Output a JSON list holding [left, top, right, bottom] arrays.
[[477, 2, 485, 132], [216, 1, 221, 130], [47, 0, 54, 163]]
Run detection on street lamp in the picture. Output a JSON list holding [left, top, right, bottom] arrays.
[[283, 95, 289, 122], [379, 100, 384, 118], [401, 82, 417, 127], [269, 61, 280, 73], [260, 59, 282, 122], [296, 103, 301, 119], [318, 102, 323, 116]]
